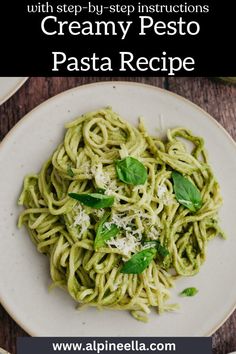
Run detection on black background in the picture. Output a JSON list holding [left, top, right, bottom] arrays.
[[18, 337, 212, 354], [0, 0, 235, 76]]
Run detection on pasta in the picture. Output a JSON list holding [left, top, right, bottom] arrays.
[[18, 107, 224, 321]]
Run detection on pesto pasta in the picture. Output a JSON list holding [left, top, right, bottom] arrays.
[[18, 107, 224, 322]]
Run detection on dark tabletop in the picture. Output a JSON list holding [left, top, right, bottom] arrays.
[[0, 77, 235, 354]]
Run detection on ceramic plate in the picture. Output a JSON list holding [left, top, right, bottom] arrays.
[[0, 82, 236, 336], [0, 348, 10, 354], [0, 77, 28, 105]]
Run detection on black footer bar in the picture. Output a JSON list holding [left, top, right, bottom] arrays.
[[17, 337, 212, 354]]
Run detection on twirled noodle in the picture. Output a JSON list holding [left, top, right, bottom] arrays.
[[18, 107, 224, 321]]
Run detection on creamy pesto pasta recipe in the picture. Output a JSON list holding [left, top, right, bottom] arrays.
[[18, 107, 224, 322]]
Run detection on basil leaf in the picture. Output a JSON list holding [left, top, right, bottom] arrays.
[[115, 157, 147, 185], [67, 166, 74, 177], [121, 248, 157, 274], [180, 287, 198, 297], [142, 240, 169, 258], [94, 212, 119, 250], [68, 193, 114, 209], [172, 171, 202, 212]]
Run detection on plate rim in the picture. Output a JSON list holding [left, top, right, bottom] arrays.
[[0, 77, 28, 106], [0, 80, 235, 337]]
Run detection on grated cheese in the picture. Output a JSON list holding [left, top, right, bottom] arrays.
[[104, 213, 132, 232], [104, 212, 144, 255], [79, 162, 92, 178], [73, 204, 90, 238], [119, 144, 129, 159], [106, 232, 141, 256], [157, 184, 168, 198], [105, 180, 121, 197], [93, 209, 105, 218], [157, 183, 174, 206], [79, 162, 121, 198], [147, 226, 160, 240], [91, 163, 110, 187]]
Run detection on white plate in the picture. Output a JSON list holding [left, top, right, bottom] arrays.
[[0, 77, 28, 105], [0, 348, 10, 354], [0, 82, 236, 337]]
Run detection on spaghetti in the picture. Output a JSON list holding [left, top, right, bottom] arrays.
[[18, 107, 224, 321]]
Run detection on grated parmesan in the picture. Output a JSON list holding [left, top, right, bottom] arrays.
[[157, 184, 168, 198], [79, 162, 92, 178], [73, 204, 90, 239], [157, 183, 174, 206], [105, 180, 121, 197], [91, 163, 110, 187], [104, 213, 132, 232], [104, 212, 144, 255], [79, 162, 121, 198], [93, 209, 105, 218], [106, 232, 141, 256], [147, 226, 160, 240]]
